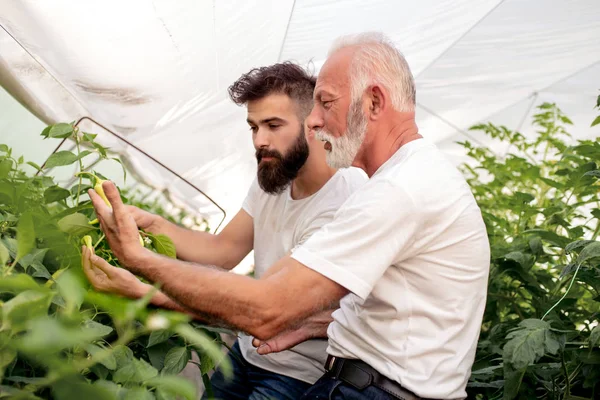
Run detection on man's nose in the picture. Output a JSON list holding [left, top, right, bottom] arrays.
[[253, 128, 270, 149], [306, 104, 323, 133]]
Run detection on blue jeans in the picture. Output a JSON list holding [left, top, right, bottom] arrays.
[[202, 340, 311, 400], [299, 375, 398, 400]]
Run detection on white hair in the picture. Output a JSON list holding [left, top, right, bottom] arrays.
[[328, 32, 416, 112]]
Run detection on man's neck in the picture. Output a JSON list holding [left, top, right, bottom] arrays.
[[290, 158, 337, 200], [354, 114, 421, 177]]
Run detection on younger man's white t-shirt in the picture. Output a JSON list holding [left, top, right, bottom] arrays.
[[239, 167, 367, 384]]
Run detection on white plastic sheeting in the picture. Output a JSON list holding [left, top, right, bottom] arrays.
[[1, 0, 599, 229]]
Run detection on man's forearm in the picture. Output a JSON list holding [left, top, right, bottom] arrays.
[[132, 251, 277, 338], [129, 251, 346, 340], [140, 284, 211, 323]]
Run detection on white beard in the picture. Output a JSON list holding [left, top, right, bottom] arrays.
[[315, 100, 367, 169]]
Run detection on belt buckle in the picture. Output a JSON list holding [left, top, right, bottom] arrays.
[[325, 355, 337, 372]]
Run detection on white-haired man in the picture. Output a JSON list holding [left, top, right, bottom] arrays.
[[86, 32, 490, 399]]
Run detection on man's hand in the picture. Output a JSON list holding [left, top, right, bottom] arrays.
[[89, 181, 147, 270], [126, 205, 164, 234], [252, 309, 335, 355], [81, 245, 147, 298]]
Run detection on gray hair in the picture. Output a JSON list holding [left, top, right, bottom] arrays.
[[328, 32, 416, 112]]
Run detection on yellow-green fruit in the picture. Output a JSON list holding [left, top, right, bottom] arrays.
[[82, 235, 93, 250], [94, 179, 111, 207]]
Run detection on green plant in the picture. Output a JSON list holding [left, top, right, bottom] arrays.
[[0, 124, 231, 399], [463, 102, 600, 399]]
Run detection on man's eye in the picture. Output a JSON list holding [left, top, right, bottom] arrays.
[[249, 126, 258, 133], [322, 100, 332, 109], [269, 124, 281, 130]]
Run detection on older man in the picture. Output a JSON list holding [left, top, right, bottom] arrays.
[[86, 32, 489, 399]]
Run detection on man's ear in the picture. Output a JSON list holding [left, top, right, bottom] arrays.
[[368, 84, 386, 120]]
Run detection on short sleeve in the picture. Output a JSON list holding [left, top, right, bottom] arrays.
[[291, 180, 421, 300], [241, 178, 260, 218]]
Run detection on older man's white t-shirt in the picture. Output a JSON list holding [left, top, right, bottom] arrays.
[[239, 168, 367, 384], [292, 138, 490, 399]]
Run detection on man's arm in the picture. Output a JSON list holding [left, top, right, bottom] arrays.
[[90, 181, 348, 339], [133, 206, 253, 269], [251, 308, 335, 354], [133, 252, 348, 339]]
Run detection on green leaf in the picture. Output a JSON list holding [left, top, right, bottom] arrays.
[[147, 330, 172, 348], [0, 240, 9, 266], [40, 126, 51, 138], [0, 346, 17, 370], [113, 358, 158, 384], [92, 142, 108, 158], [0, 144, 8, 152], [112, 345, 134, 369], [591, 115, 600, 127], [56, 268, 86, 311], [503, 366, 526, 400], [150, 234, 176, 259], [110, 157, 127, 182], [0, 181, 15, 204], [90, 363, 109, 380], [503, 319, 558, 370], [17, 155, 23, 164], [57, 212, 94, 235], [52, 377, 117, 400], [145, 375, 197, 400], [161, 346, 190, 375], [199, 350, 215, 375], [16, 211, 35, 262], [0, 273, 42, 293], [48, 123, 74, 139], [524, 229, 570, 248], [2, 290, 53, 332], [565, 240, 595, 254], [26, 161, 42, 172], [83, 320, 113, 337], [85, 344, 117, 370], [93, 381, 123, 398], [82, 132, 98, 141], [528, 237, 543, 256], [590, 325, 600, 348], [174, 324, 231, 378], [17, 316, 107, 355], [45, 151, 78, 168], [19, 248, 51, 279], [576, 242, 600, 266], [122, 387, 155, 400], [77, 150, 93, 160], [512, 192, 535, 204], [583, 170, 600, 178], [147, 341, 171, 371], [0, 159, 12, 179], [592, 209, 600, 220], [43, 185, 71, 204]]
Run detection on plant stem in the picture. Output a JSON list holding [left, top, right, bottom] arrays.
[[561, 352, 570, 400], [542, 262, 582, 320], [74, 128, 85, 207], [93, 233, 105, 249]]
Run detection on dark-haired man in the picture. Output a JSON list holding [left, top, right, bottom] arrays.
[[82, 62, 366, 399]]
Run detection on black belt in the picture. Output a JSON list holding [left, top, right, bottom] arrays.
[[324, 355, 422, 400]]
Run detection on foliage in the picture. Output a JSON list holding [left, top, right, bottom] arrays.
[[0, 125, 230, 399], [463, 102, 600, 399]]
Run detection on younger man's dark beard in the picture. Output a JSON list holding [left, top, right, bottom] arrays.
[[256, 130, 309, 194]]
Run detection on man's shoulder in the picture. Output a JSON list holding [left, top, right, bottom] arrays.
[[332, 167, 368, 193]]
